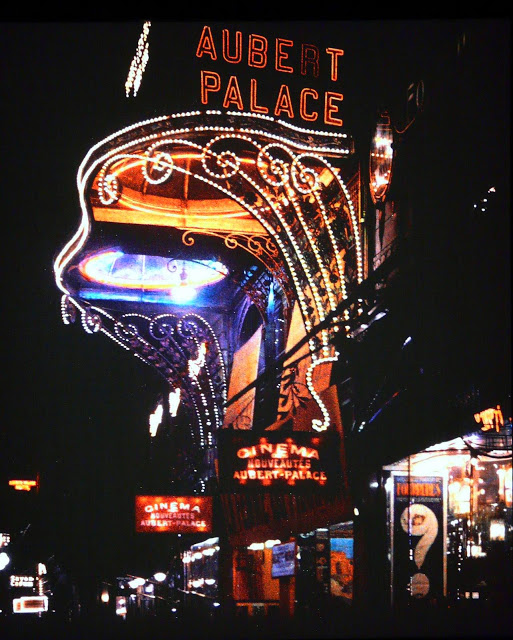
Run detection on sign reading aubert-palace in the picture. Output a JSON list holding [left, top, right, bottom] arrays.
[[217, 430, 342, 492], [195, 25, 345, 127], [135, 495, 213, 533]]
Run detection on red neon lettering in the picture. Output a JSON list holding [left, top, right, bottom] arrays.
[[222, 75, 244, 109], [196, 26, 217, 60], [325, 47, 344, 82], [250, 79, 269, 114], [222, 29, 242, 63], [200, 71, 221, 104], [248, 34, 268, 68], [275, 38, 294, 73], [301, 44, 320, 77], [274, 84, 294, 119], [325, 91, 343, 126]]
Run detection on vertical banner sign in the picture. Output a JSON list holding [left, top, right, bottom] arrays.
[[391, 475, 445, 606]]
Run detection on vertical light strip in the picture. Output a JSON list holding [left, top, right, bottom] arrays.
[[125, 21, 151, 98]]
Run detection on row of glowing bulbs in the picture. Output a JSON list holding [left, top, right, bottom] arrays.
[[67, 111, 360, 323], [56, 111, 361, 433], [62, 297, 226, 444], [125, 21, 151, 98]]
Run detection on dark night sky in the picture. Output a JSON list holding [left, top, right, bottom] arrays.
[[0, 20, 510, 582]]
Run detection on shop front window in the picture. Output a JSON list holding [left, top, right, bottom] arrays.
[[383, 435, 512, 608]]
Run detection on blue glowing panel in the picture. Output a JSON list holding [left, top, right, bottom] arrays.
[[78, 250, 228, 304]]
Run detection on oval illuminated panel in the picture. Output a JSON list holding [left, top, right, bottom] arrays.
[[79, 250, 228, 303]]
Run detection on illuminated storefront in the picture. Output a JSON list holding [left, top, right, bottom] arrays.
[[383, 421, 512, 608]]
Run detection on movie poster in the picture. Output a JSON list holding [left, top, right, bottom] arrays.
[[330, 537, 353, 602], [391, 475, 445, 606]]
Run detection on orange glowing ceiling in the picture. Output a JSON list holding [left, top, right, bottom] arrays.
[[90, 152, 267, 235]]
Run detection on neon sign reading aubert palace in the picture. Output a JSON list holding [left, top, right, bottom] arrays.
[[196, 25, 345, 127], [233, 437, 329, 487]]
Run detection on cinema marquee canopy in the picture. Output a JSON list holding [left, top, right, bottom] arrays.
[[54, 105, 362, 435]]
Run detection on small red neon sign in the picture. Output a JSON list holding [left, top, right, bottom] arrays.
[[135, 496, 213, 533]]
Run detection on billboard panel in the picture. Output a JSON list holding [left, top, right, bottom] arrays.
[[135, 496, 213, 533], [391, 474, 446, 605]]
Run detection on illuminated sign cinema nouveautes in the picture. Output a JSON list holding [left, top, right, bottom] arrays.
[[218, 431, 341, 491], [135, 496, 213, 533]]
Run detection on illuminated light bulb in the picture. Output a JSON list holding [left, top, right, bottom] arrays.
[[149, 403, 163, 437], [168, 388, 181, 417], [128, 579, 140, 589]]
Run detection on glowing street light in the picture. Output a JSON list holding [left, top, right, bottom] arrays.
[[0, 552, 10, 570]]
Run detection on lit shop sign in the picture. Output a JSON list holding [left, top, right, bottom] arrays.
[[395, 481, 442, 498], [135, 496, 213, 533], [218, 431, 340, 491], [196, 25, 345, 127], [8, 479, 37, 491], [13, 596, 48, 614], [474, 405, 504, 432], [10, 575, 35, 588]]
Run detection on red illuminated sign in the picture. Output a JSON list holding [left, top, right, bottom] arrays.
[[218, 431, 341, 492], [196, 25, 345, 127], [135, 496, 213, 533]]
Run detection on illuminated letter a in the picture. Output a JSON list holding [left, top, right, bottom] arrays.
[[196, 25, 217, 60]]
